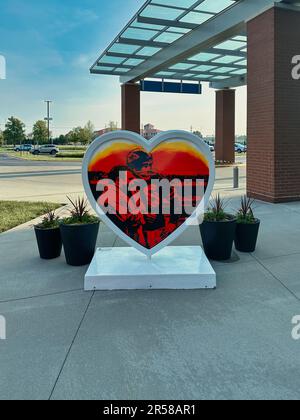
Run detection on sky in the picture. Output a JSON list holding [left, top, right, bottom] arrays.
[[0, 0, 247, 137]]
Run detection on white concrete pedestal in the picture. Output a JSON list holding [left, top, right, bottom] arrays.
[[84, 246, 216, 291]]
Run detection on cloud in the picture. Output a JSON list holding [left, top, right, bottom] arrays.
[[72, 53, 95, 69], [0, 55, 6, 79], [74, 8, 99, 23], [48, 8, 99, 38]]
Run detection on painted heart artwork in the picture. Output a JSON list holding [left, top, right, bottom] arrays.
[[82, 131, 215, 256]]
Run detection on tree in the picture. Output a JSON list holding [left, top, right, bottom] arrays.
[[66, 122, 95, 146], [0, 130, 4, 146], [3, 117, 26, 146], [32, 120, 49, 145], [193, 130, 204, 139], [106, 121, 118, 132], [67, 127, 82, 145], [54, 134, 68, 145], [82, 121, 95, 145]]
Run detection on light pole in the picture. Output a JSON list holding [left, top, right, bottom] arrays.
[[44, 100, 53, 144]]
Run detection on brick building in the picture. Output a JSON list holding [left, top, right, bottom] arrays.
[[141, 124, 162, 141]]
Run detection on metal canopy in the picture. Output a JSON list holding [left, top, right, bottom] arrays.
[[90, 0, 286, 88]]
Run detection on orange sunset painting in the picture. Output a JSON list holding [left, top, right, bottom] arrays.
[[88, 139, 210, 250]]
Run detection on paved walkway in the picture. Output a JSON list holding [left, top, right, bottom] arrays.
[[0, 196, 300, 400]]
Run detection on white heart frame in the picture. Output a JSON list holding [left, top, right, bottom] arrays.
[[82, 130, 215, 257]]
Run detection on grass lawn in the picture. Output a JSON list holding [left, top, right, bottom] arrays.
[[59, 145, 87, 151], [0, 201, 61, 233], [10, 151, 83, 162], [0, 147, 85, 162]]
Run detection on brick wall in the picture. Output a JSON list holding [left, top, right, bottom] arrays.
[[215, 89, 235, 163], [121, 84, 140, 134], [247, 7, 300, 202]]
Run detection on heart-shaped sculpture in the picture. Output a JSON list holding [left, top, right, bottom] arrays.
[[82, 130, 215, 256]]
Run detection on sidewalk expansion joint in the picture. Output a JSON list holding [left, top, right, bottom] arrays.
[[48, 291, 95, 400], [0, 288, 83, 305], [252, 254, 300, 304]]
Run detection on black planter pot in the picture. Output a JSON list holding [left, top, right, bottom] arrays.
[[200, 218, 237, 261], [34, 226, 62, 260], [235, 220, 260, 253], [60, 222, 100, 266]]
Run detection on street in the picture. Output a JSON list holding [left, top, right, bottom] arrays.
[[0, 154, 82, 168], [0, 154, 247, 203], [0, 154, 83, 203]]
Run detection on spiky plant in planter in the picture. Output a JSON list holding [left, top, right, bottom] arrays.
[[35, 208, 62, 260], [60, 197, 100, 266], [63, 196, 99, 225], [236, 196, 256, 224], [200, 194, 237, 261], [204, 194, 232, 222], [38, 209, 60, 229], [235, 196, 260, 253]]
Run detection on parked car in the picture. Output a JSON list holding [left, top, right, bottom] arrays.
[[209, 144, 215, 152], [235, 143, 247, 153], [14, 144, 33, 152], [31, 145, 59, 156], [204, 141, 215, 152]]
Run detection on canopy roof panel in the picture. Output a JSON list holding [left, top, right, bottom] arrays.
[[91, 0, 285, 87]]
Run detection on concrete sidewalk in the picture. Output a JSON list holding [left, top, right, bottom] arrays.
[[0, 197, 300, 400]]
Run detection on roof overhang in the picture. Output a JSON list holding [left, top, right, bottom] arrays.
[[90, 0, 294, 88]]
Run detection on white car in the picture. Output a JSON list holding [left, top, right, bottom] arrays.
[[204, 142, 215, 152], [31, 145, 59, 156]]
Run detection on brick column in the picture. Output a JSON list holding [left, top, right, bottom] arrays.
[[121, 83, 140, 134], [215, 89, 235, 163], [247, 7, 300, 203]]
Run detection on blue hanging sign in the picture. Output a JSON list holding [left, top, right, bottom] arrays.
[[140, 80, 202, 95]]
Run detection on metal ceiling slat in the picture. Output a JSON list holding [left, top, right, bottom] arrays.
[[137, 16, 198, 30], [118, 37, 169, 48]]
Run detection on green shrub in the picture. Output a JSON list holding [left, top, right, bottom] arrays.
[[236, 196, 256, 224], [204, 194, 234, 222], [56, 153, 84, 159], [62, 196, 99, 225], [36, 208, 60, 229]]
